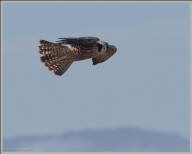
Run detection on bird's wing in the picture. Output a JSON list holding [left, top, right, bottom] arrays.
[[56, 37, 100, 51], [56, 37, 100, 45]]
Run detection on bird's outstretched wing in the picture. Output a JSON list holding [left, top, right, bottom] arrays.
[[56, 37, 100, 45], [56, 37, 100, 52]]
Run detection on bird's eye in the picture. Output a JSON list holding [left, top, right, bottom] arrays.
[[106, 44, 109, 50], [103, 44, 108, 51]]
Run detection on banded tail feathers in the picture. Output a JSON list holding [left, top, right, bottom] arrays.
[[38, 40, 73, 76]]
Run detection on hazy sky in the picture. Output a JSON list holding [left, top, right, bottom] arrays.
[[2, 2, 189, 138]]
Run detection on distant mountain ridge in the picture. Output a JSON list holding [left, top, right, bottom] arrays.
[[3, 127, 189, 152]]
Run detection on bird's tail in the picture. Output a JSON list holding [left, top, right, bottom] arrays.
[[38, 40, 73, 76]]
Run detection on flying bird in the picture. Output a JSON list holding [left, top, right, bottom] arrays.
[[38, 37, 117, 76]]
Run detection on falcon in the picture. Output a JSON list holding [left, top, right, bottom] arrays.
[[38, 37, 117, 76]]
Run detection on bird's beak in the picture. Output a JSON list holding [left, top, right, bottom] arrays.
[[109, 45, 117, 54]]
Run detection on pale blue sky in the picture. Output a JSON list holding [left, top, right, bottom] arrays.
[[3, 3, 190, 138]]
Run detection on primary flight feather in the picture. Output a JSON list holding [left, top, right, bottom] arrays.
[[38, 36, 117, 76]]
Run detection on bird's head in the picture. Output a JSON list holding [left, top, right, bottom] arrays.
[[92, 42, 117, 65], [107, 44, 117, 56], [102, 43, 117, 61]]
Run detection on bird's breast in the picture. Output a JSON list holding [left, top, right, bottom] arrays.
[[72, 48, 98, 61], [73, 52, 94, 61]]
